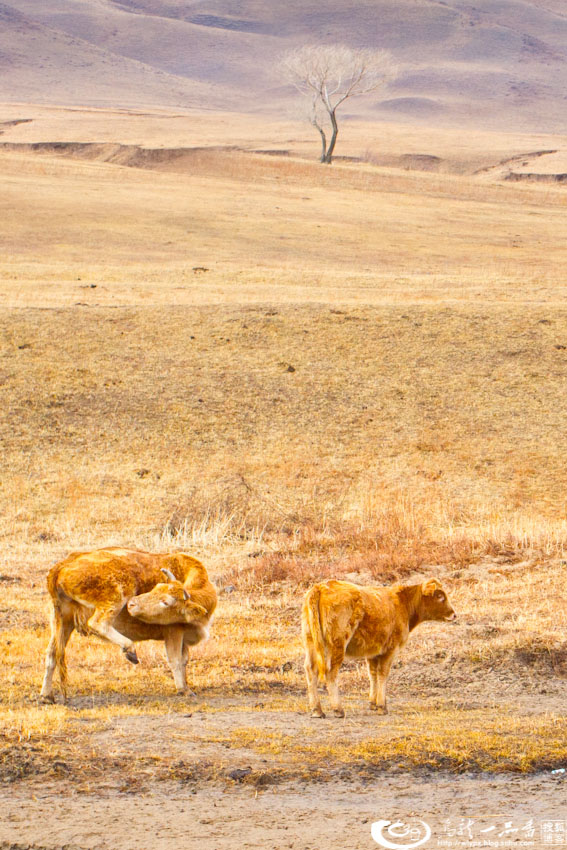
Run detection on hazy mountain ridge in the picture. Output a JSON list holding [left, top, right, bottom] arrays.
[[1, 0, 566, 130]]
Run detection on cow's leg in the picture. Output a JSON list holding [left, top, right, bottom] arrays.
[[41, 604, 74, 703], [179, 639, 199, 697], [368, 650, 396, 714], [326, 640, 346, 718], [304, 642, 325, 718], [164, 626, 186, 694], [367, 655, 381, 712], [86, 606, 139, 663], [41, 615, 61, 703]]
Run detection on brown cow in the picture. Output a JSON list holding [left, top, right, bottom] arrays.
[[302, 577, 456, 718], [40, 548, 217, 702]]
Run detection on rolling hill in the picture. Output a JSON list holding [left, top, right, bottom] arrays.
[[1, 0, 566, 130]]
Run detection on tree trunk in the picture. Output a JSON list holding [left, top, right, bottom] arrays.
[[322, 109, 338, 164], [317, 126, 327, 163]]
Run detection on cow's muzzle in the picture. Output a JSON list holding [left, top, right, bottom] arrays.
[[445, 611, 457, 622]]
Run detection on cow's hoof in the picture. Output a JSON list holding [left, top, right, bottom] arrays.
[[123, 647, 139, 664], [369, 703, 388, 715], [332, 708, 345, 718], [311, 708, 326, 719], [40, 694, 55, 705]]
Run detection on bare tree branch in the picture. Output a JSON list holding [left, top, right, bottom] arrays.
[[281, 43, 396, 163]]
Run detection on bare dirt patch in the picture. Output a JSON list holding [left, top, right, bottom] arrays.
[[0, 771, 565, 850], [1, 689, 566, 847]]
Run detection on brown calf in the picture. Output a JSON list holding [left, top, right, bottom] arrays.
[[41, 548, 217, 702], [302, 578, 456, 718]]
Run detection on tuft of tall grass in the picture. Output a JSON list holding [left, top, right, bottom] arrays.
[[216, 490, 567, 590]]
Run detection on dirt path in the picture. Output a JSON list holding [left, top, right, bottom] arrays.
[[2, 706, 566, 850], [1, 771, 565, 850]]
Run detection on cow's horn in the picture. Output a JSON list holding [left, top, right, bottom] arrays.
[[161, 567, 177, 582], [183, 588, 190, 601]]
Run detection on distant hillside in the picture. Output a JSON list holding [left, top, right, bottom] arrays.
[[1, 0, 566, 130]]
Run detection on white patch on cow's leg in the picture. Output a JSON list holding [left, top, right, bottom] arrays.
[[326, 668, 345, 718], [304, 649, 325, 718], [40, 636, 58, 702], [86, 608, 138, 662], [41, 606, 73, 702], [165, 626, 186, 693], [41, 622, 59, 693]]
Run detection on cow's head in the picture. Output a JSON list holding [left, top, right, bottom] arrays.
[[420, 578, 456, 622], [127, 568, 208, 625]]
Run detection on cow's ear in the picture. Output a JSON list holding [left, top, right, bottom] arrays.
[[421, 579, 438, 596]]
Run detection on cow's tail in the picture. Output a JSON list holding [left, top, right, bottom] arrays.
[[305, 585, 327, 680]]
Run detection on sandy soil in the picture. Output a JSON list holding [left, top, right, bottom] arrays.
[[1, 771, 565, 850], [1, 704, 566, 850]]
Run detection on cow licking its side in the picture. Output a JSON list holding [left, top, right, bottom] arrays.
[[302, 578, 456, 718], [41, 548, 217, 702]]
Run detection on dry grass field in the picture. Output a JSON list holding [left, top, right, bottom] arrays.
[[0, 105, 566, 848]]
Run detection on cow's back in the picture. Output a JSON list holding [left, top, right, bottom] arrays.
[[51, 549, 166, 608], [50, 548, 217, 622]]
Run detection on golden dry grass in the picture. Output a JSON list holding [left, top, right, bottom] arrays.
[[1, 147, 566, 308], [0, 107, 566, 783], [212, 708, 567, 774], [1, 107, 567, 309]]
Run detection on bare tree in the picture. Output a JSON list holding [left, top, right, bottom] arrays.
[[282, 44, 396, 164]]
